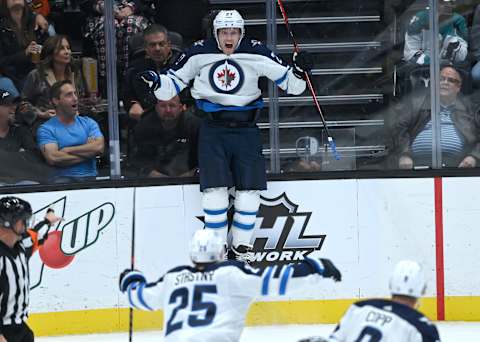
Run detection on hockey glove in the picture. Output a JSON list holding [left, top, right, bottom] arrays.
[[319, 258, 342, 282], [293, 51, 314, 79], [139, 70, 161, 93], [119, 269, 146, 293]]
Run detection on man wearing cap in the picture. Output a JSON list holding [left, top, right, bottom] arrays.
[[0, 89, 48, 185], [0, 89, 35, 152], [123, 24, 182, 121]]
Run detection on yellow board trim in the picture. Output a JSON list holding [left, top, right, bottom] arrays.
[[28, 296, 476, 336]]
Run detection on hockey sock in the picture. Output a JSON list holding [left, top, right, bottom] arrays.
[[202, 187, 229, 244], [232, 190, 260, 248]]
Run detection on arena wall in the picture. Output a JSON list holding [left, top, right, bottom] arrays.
[[4, 177, 479, 336]]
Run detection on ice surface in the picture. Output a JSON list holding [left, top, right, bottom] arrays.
[[36, 322, 480, 341]]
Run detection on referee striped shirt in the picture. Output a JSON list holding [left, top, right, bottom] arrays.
[[0, 240, 31, 329]]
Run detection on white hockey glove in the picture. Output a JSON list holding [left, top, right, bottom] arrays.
[[119, 269, 146, 293], [139, 70, 161, 93]]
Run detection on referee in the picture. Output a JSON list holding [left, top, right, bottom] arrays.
[[0, 197, 61, 342]]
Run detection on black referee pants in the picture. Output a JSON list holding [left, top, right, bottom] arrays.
[[1, 323, 34, 342]]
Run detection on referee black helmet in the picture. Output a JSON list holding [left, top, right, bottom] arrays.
[[0, 196, 33, 229]]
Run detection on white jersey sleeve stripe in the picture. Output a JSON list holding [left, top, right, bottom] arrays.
[[127, 284, 141, 310], [261, 266, 275, 295], [274, 70, 289, 86], [278, 265, 293, 295], [137, 282, 155, 311], [127, 283, 155, 311]]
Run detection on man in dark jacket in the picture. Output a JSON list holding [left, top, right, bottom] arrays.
[[0, 88, 51, 185], [132, 92, 199, 177], [123, 24, 182, 121], [395, 65, 480, 169]]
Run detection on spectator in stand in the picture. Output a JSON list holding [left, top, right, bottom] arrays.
[[403, 0, 468, 67], [81, 0, 149, 92], [152, 0, 210, 45], [132, 92, 200, 177], [0, 88, 51, 185], [0, 0, 49, 90], [0, 70, 20, 97], [470, 4, 480, 89], [394, 65, 480, 169], [123, 24, 182, 121], [37, 80, 104, 182], [20, 35, 88, 132]]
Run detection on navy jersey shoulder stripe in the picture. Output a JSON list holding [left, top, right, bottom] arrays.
[[170, 38, 219, 71], [355, 299, 440, 341], [205, 260, 263, 276], [166, 265, 196, 274], [147, 265, 195, 287], [236, 38, 288, 67]]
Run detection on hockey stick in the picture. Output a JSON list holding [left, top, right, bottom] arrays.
[[276, 0, 340, 160], [129, 188, 136, 342]]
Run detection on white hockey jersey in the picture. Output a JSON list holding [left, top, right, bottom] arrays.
[[153, 37, 306, 112], [329, 299, 440, 342], [126, 258, 329, 342]]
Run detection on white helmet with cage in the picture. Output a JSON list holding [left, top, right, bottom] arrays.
[[213, 10, 245, 49], [190, 229, 226, 264], [389, 260, 427, 298]]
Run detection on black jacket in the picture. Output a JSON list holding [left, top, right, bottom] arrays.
[[393, 92, 480, 165], [0, 13, 48, 89], [122, 50, 181, 113], [132, 108, 200, 176]]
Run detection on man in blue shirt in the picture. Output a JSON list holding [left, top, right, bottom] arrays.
[[37, 80, 104, 182]]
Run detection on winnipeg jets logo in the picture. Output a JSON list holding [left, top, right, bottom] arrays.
[[251, 39, 262, 47], [209, 59, 244, 94], [1, 91, 9, 99], [217, 68, 236, 88]]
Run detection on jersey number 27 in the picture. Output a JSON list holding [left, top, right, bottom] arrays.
[[166, 285, 218, 336]]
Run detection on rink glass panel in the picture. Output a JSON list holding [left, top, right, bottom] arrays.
[[9, 0, 480, 189]]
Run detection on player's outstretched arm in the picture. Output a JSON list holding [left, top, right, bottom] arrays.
[[294, 257, 342, 282], [119, 269, 163, 311]]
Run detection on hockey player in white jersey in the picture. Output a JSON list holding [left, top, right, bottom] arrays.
[[119, 229, 341, 342], [139, 9, 313, 261], [298, 260, 440, 342]]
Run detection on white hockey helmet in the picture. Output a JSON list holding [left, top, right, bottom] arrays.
[[213, 10, 245, 49], [389, 260, 427, 298], [190, 229, 226, 264]]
